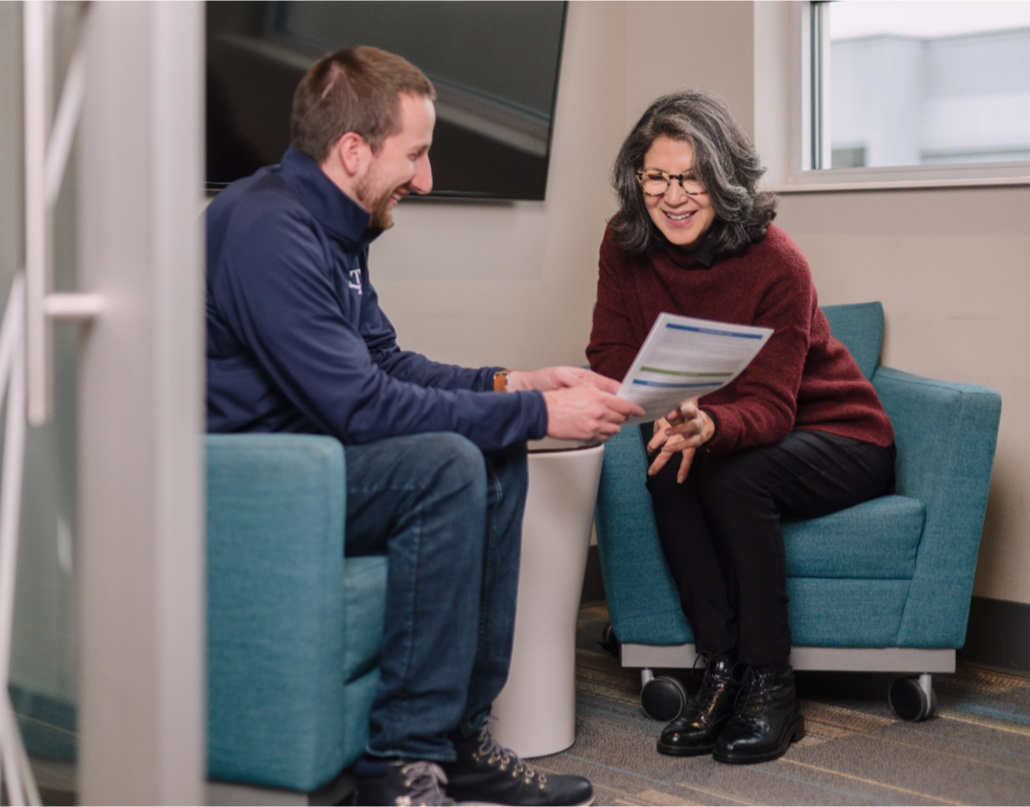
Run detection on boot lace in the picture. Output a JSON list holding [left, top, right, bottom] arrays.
[[687, 653, 732, 723], [471, 718, 547, 791], [732, 665, 774, 727], [399, 761, 453, 806]]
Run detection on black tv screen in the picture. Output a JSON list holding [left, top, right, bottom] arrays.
[[206, 1, 567, 200]]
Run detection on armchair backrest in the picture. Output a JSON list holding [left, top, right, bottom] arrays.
[[821, 302, 885, 380]]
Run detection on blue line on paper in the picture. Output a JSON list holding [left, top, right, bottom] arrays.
[[666, 323, 763, 339]]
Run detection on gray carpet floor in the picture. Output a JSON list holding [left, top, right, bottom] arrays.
[[529, 602, 1030, 806]]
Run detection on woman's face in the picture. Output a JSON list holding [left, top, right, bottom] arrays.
[[641, 136, 715, 251]]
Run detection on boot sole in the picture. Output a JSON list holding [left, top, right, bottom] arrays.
[[712, 716, 805, 765], [656, 739, 715, 757]]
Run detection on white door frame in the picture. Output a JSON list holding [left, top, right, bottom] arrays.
[[76, 3, 205, 803]]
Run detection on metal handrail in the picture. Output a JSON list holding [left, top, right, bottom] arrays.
[[0, 274, 40, 805], [24, 0, 102, 428]]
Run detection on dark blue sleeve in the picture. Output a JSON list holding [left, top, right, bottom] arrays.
[[210, 202, 547, 449], [357, 282, 498, 391]]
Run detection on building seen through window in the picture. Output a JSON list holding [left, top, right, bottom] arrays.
[[814, 0, 1030, 171]]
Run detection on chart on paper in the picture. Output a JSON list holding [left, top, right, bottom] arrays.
[[617, 312, 772, 424]]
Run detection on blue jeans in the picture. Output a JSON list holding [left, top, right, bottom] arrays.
[[344, 432, 528, 761]]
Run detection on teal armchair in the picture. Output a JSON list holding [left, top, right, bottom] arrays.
[[594, 303, 1002, 722], [206, 433, 386, 800]]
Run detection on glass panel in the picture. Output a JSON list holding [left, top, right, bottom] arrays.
[[825, 1, 1030, 169], [2, 2, 84, 799]]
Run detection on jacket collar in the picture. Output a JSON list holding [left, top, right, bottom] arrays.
[[280, 146, 381, 249]]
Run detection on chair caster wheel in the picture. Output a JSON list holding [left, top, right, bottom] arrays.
[[641, 674, 688, 722], [599, 623, 621, 657], [889, 675, 937, 721]]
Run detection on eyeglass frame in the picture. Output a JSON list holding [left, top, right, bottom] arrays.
[[635, 168, 707, 198]]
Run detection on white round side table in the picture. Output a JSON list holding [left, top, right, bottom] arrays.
[[490, 439, 605, 758]]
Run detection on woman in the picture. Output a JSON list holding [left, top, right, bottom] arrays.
[[587, 90, 896, 765]]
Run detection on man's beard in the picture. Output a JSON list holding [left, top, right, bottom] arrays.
[[357, 178, 401, 231]]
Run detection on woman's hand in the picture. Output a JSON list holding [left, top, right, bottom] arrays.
[[646, 400, 715, 483]]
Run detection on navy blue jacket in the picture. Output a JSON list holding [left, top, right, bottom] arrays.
[[206, 147, 548, 450]]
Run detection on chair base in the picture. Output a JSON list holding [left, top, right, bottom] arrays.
[[621, 642, 955, 673], [623, 643, 953, 723]]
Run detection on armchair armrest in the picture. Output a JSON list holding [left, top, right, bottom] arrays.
[[206, 433, 348, 788], [594, 425, 691, 645], [872, 367, 1002, 647]]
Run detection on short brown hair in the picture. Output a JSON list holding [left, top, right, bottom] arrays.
[[290, 46, 436, 163]]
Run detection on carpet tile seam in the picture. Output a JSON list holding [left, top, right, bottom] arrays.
[[562, 750, 925, 806], [738, 766, 895, 806], [558, 752, 762, 806], [943, 702, 1030, 730], [781, 759, 966, 806], [937, 708, 1030, 739], [868, 733, 1030, 779], [891, 726, 1030, 760], [636, 786, 713, 806]]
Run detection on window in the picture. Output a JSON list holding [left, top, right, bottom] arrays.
[[805, 0, 1030, 185]]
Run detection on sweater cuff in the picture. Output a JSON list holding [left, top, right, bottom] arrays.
[[701, 408, 718, 443], [700, 406, 731, 455]]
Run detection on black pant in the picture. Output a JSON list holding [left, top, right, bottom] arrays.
[[646, 429, 896, 667]]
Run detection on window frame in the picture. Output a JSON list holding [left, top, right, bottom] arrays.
[[778, 0, 1030, 194]]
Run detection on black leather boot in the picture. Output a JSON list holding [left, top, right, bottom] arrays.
[[657, 653, 737, 756], [713, 662, 804, 765]]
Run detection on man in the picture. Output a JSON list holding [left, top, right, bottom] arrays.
[[206, 46, 640, 806]]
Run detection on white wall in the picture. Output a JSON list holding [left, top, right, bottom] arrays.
[[363, 1, 1030, 609]]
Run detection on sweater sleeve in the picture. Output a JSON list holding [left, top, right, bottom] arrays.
[[210, 203, 547, 450], [587, 228, 642, 382], [701, 241, 814, 455]]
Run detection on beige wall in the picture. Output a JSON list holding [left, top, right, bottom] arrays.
[[372, 2, 1030, 607], [776, 190, 1030, 604], [371, 2, 629, 371]]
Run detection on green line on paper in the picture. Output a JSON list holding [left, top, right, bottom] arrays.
[[640, 366, 732, 378]]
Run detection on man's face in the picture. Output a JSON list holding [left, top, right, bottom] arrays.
[[356, 93, 435, 230]]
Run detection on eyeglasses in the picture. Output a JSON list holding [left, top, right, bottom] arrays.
[[636, 169, 707, 198]]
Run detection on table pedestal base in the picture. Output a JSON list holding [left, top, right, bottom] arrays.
[[491, 442, 604, 758]]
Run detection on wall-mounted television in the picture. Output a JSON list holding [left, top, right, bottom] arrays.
[[206, 1, 568, 201]]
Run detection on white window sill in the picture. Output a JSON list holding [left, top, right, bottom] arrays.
[[772, 163, 1030, 194]]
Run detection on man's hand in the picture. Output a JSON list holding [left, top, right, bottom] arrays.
[[542, 387, 643, 442], [508, 366, 620, 395], [646, 399, 714, 482]]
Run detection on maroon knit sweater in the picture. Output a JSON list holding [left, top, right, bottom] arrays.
[[587, 223, 894, 456]]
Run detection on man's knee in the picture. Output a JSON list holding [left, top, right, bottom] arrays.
[[407, 432, 488, 504]]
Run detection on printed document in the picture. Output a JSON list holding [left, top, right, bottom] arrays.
[[617, 313, 772, 424]]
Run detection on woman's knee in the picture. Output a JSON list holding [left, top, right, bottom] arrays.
[[697, 451, 771, 502], [695, 453, 782, 545], [646, 456, 687, 499]]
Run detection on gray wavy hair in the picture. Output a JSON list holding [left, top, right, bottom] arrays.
[[610, 89, 777, 255]]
